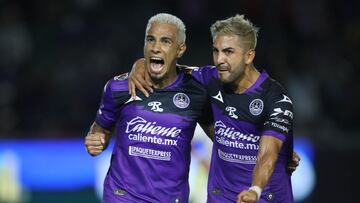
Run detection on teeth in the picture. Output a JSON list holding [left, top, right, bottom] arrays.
[[150, 57, 163, 61]]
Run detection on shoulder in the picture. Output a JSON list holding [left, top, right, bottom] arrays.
[[189, 65, 218, 85], [179, 70, 207, 93], [255, 71, 287, 98], [105, 72, 129, 93], [262, 76, 293, 113], [191, 65, 217, 75]]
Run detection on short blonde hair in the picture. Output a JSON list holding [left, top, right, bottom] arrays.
[[210, 14, 259, 49], [145, 13, 186, 44]]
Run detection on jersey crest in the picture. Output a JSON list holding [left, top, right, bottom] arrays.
[[249, 99, 264, 116], [173, 93, 190, 109]]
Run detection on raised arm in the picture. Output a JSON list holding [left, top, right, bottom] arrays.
[[128, 58, 195, 98], [128, 58, 153, 98]]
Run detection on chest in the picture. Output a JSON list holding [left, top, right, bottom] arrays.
[[208, 87, 267, 125], [116, 90, 206, 125]]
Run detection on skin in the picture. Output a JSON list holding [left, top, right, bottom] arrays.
[[213, 34, 281, 203], [85, 22, 187, 156], [144, 23, 186, 88], [212, 34, 258, 94], [128, 33, 300, 203], [237, 136, 283, 203], [85, 122, 110, 156]]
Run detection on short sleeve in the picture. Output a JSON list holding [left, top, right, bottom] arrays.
[[262, 92, 294, 141], [95, 80, 118, 130], [190, 66, 218, 85]]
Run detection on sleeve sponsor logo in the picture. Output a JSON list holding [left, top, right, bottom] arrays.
[[276, 95, 292, 104], [114, 73, 129, 81], [264, 121, 289, 133], [269, 117, 290, 124], [270, 108, 293, 119]]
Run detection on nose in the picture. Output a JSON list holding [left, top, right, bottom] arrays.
[[151, 41, 161, 54], [214, 52, 225, 65]]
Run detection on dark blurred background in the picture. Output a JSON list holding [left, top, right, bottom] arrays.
[[0, 0, 359, 202]]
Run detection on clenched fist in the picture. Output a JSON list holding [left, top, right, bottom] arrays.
[[237, 190, 258, 203], [85, 132, 107, 156]]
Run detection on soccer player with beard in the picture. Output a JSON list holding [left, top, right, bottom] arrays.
[[85, 13, 212, 203], [129, 14, 297, 203]]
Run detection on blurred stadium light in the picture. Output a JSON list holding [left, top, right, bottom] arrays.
[[0, 127, 315, 203]]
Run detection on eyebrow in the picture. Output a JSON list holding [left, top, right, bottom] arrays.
[[213, 46, 235, 51], [222, 47, 235, 51], [145, 35, 173, 41], [161, 36, 173, 41]]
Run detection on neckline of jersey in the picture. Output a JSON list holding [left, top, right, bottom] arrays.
[[242, 70, 268, 94]]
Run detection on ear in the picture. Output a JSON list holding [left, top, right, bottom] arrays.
[[177, 43, 187, 58], [245, 49, 255, 65]]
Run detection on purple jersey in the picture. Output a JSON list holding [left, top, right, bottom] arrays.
[[192, 66, 294, 203], [96, 70, 210, 203]]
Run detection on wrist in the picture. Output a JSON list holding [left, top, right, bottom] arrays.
[[248, 185, 262, 200]]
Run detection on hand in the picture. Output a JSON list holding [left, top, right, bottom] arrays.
[[85, 132, 107, 156], [128, 58, 153, 98], [287, 151, 301, 173], [237, 190, 258, 203]]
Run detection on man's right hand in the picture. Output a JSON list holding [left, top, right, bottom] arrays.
[[85, 132, 107, 156], [128, 58, 153, 98]]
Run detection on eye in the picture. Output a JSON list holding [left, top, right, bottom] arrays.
[[146, 37, 155, 43], [162, 38, 172, 45], [224, 50, 233, 55], [212, 47, 219, 53]]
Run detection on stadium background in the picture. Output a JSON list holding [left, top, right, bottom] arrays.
[[0, 0, 359, 202]]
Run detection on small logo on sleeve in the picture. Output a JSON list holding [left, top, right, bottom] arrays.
[[114, 73, 129, 80], [276, 95, 292, 104], [270, 108, 293, 119]]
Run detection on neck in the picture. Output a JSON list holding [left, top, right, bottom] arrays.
[[232, 64, 260, 94], [151, 65, 178, 89]]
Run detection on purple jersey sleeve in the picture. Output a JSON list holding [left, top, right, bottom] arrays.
[[190, 65, 218, 85], [95, 79, 124, 130], [262, 92, 294, 141]]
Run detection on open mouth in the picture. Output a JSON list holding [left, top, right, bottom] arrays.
[[150, 57, 165, 73]]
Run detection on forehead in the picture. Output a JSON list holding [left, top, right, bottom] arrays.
[[213, 34, 242, 49], [147, 23, 178, 39]]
